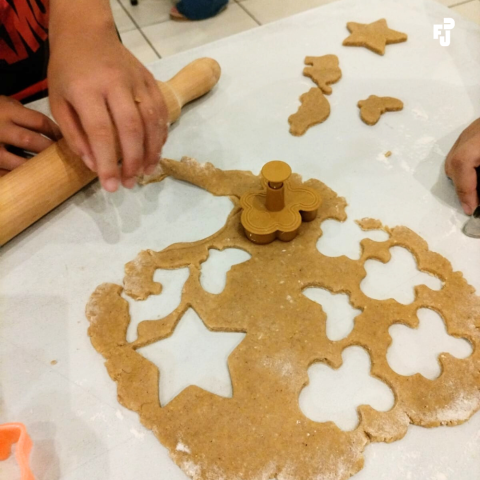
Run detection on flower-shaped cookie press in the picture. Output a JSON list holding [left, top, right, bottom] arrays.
[[240, 160, 322, 244]]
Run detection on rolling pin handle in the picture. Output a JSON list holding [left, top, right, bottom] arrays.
[[0, 57, 222, 246], [157, 58, 221, 123]]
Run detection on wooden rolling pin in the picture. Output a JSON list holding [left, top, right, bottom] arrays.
[[0, 58, 221, 246]]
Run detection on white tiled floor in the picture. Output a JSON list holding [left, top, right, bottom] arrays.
[[239, 0, 337, 24], [111, 0, 136, 32], [437, 0, 469, 6], [119, 29, 159, 64], [452, 0, 480, 24], [142, 2, 257, 57], [112, 0, 480, 63], [118, 0, 172, 28]]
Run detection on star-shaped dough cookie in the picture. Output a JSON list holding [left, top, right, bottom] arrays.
[[343, 19, 407, 55]]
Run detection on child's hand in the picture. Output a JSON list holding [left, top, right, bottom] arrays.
[[48, 14, 168, 193], [0, 96, 61, 176], [445, 119, 480, 215]]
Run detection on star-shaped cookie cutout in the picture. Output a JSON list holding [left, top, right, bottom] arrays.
[[343, 19, 407, 55], [138, 308, 245, 406]]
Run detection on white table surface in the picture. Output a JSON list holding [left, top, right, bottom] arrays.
[[2, 0, 480, 478]]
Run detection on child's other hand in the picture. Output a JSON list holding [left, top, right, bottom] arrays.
[[445, 118, 480, 215], [0, 96, 61, 176]]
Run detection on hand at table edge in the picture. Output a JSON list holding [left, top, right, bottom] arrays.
[[445, 118, 480, 215]]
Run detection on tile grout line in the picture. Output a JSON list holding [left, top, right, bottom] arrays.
[[235, 0, 262, 26], [137, 27, 163, 59], [449, 0, 479, 8], [115, 0, 163, 59]]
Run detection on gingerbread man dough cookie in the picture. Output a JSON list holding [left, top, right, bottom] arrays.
[[358, 95, 403, 125], [288, 88, 330, 136], [343, 19, 407, 55], [303, 55, 342, 95]]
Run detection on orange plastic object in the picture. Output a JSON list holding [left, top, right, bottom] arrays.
[[240, 160, 322, 244], [0, 423, 34, 480]]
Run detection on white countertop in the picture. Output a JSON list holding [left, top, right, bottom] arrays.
[[1, 0, 480, 478]]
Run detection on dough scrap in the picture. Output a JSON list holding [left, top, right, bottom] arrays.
[[288, 87, 331, 136], [358, 95, 403, 125], [303, 54, 342, 95], [343, 19, 407, 56], [87, 158, 480, 480]]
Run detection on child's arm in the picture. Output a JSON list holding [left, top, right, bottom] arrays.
[[48, 0, 168, 192], [0, 96, 61, 176], [445, 119, 480, 215]]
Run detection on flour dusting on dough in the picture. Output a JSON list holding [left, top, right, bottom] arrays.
[[436, 393, 480, 424], [176, 441, 191, 453], [263, 357, 295, 377], [180, 459, 202, 479], [138, 161, 166, 185]]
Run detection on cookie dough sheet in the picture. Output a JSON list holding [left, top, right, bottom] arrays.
[[1, 0, 480, 479]]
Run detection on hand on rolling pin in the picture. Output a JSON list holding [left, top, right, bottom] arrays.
[[47, 0, 168, 192], [445, 118, 480, 215], [0, 96, 61, 177]]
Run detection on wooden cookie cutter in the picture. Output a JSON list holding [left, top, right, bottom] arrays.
[[0, 423, 34, 480], [240, 161, 322, 244]]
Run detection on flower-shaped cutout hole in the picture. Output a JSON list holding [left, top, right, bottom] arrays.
[[387, 308, 473, 380], [317, 218, 389, 260], [200, 248, 252, 294], [124, 268, 189, 343], [302, 288, 362, 341], [138, 308, 245, 407], [299, 346, 394, 431], [361, 246, 442, 304]]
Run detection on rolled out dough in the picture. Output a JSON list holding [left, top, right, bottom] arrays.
[[86, 158, 480, 480]]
